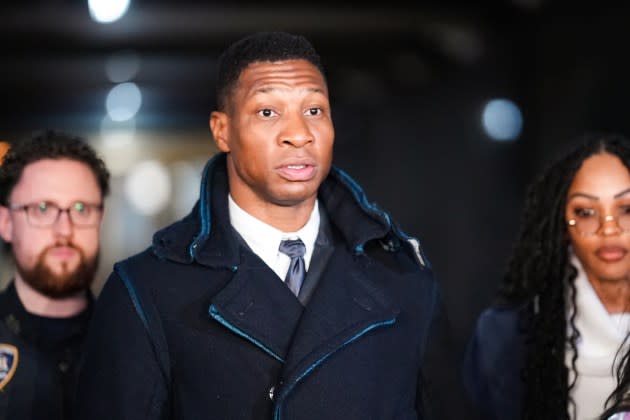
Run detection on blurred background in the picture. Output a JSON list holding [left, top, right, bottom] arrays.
[[1, 0, 630, 384]]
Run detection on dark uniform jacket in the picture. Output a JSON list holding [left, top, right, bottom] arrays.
[[0, 282, 92, 420], [76, 153, 450, 420]]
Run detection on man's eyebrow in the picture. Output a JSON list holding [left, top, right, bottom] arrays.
[[252, 86, 326, 94]]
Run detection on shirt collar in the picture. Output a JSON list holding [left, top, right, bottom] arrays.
[[228, 195, 320, 270]]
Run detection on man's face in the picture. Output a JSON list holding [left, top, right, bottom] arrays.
[[210, 59, 334, 214], [0, 159, 103, 298]]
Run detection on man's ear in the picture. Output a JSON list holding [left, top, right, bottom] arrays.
[[0, 205, 13, 243], [210, 111, 230, 153]]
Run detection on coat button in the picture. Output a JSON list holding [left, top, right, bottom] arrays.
[[269, 386, 275, 401]]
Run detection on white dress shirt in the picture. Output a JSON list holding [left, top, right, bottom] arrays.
[[228, 194, 320, 282]]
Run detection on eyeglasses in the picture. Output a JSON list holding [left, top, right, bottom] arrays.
[[567, 207, 630, 235], [8, 201, 103, 228]]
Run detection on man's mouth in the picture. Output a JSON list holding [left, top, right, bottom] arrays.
[[278, 164, 316, 181], [46, 246, 79, 261]]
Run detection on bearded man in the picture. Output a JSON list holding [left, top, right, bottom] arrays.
[[0, 130, 109, 420]]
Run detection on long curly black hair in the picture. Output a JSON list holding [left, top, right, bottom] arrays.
[[497, 132, 630, 420]]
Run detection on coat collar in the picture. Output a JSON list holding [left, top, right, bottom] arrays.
[[151, 153, 408, 395], [152, 153, 413, 269], [206, 237, 400, 374]]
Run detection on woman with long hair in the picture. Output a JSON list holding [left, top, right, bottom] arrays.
[[464, 133, 630, 419]]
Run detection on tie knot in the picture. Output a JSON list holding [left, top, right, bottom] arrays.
[[279, 238, 306, 259]]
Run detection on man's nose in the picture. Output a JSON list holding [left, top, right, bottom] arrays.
[[279, 113, 314, 147], [52, 209, 74, 236]]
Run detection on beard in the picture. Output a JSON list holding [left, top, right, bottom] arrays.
[[14, 242, 99, 299]]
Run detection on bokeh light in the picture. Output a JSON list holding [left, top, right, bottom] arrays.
[[88, 0, 130, 24], [124, 160, 172, 216], [105, 82, 142, 122], [105, 50, 141, 83], [482, 98, 523, 141]]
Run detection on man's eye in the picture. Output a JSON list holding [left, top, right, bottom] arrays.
[[73, 202, 86, 213], [37, 202, 49, 213], [306, 108, 321, 116], [258, 109, 276, 117]]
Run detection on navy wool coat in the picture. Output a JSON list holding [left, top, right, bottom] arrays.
[[75, 153, 452, 420]]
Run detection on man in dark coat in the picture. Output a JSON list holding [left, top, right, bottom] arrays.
[[76, 31, 454, 420], [0, 131, 110, 420]]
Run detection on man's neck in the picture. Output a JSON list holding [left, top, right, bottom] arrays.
[[230, 195, 317, 233], [14, 275, 88, 318]]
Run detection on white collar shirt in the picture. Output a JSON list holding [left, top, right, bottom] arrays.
[[228, 194, 320, 282]]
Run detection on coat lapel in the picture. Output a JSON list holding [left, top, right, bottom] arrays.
[[280, 249, 400, 386], [209, 250, 304, 363]]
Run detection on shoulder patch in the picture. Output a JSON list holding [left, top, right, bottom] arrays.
[[0, 344, 18, 390]]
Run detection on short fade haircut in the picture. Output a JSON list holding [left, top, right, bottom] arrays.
[[0, 129, 110, 205], [215, 31, 326, 112]]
